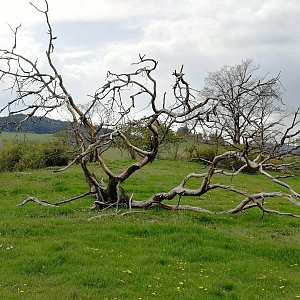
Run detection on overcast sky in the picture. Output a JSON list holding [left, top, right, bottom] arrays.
[[0, 0, 299, 111]]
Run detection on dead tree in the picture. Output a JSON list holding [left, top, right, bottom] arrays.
[[1, 0, 300, 218], [202, 59, 284, 147]]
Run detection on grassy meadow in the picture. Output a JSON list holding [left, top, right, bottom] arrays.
[[0, 132, 54, 142], [0, 158, 300, 299]]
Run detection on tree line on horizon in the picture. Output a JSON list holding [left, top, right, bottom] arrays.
[[0, 114, 68, 134]]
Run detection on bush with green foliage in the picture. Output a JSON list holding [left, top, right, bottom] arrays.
[[43, 140, 71, 167], [0, 140, 23, 171], [0, 139, 70, 171], [185, 143, 224, 163], [185, 142, 258, 173]]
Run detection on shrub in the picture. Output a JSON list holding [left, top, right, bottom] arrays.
[[43, 140, 70, 167], [0, 141, 22, 171], [16, 142, 45, 170], [185, 142, 257, 173], [185, 143, 223, 163], [0, 139, 71, 172]]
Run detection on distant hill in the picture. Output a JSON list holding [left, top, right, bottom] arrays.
[[0, 114, 68, 134]]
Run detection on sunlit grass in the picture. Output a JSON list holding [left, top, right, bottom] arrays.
[[0, 160, 300, 299]]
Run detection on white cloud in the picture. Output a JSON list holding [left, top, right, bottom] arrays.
[[1, 0, 300, 109], [1, 0, 187, 25]]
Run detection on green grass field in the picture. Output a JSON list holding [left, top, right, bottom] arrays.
[[0, 132, 54, 142], [0, 160, 300, 299]]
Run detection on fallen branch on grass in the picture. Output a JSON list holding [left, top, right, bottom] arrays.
[[18, 197, 58, 207], [18, 192, 92, 207]]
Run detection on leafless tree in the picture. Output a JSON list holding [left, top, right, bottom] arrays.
[[1, 1, 300, 218], [202, 59, 285, 148]]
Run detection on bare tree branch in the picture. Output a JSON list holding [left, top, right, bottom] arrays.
[[1, 1, 299, 219]]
